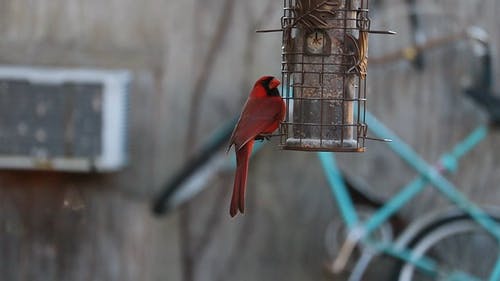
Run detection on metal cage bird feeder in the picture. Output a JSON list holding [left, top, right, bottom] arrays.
[[279, 0, 373, 152]]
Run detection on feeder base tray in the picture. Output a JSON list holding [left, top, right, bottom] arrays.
[[282, 138, 365, 152]]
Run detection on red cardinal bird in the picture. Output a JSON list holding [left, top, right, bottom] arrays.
[[227, 76, 286, 217]]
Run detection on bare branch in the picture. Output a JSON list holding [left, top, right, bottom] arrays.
[[184, 0, 237, 152], [180, 2, 237, 281]]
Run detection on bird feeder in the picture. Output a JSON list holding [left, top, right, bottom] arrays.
[[279, 0, 372, 152]]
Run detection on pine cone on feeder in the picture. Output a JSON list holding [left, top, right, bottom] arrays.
[[346, 31, 369, 80]]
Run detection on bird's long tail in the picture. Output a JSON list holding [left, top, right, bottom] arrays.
[[230, 140, 254, 217]]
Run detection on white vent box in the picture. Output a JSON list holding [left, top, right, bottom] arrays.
[[0, 66, 130, 172]]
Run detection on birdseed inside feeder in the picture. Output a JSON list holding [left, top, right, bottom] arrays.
[[279, 0, 371, 152]]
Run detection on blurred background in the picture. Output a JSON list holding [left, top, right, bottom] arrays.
[[0, 0, 500, 280]]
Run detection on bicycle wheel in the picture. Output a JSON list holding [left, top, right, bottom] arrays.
[[397, 218, 500, 281], [324, 205, 394, 281]]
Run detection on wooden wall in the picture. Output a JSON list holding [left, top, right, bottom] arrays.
[[0, 0, 499, 280]]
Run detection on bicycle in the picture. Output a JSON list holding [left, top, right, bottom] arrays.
[[322, 103, 500, 281]]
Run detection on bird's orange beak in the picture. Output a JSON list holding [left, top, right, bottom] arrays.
[[269, 78, 281, 89]]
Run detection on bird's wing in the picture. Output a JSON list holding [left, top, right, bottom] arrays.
[[229, 97, 283, 151]]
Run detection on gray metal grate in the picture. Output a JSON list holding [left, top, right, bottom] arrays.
[[0, 80, 103, 158], [0, 66, 130, 172]]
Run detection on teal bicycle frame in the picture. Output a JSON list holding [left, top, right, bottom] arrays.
[[319, 110, 500, 281]]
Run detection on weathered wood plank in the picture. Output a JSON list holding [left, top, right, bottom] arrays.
[[0, 0, 499, 280]]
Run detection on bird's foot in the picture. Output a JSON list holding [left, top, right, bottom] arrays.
[[255, 134, 273, 142]]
